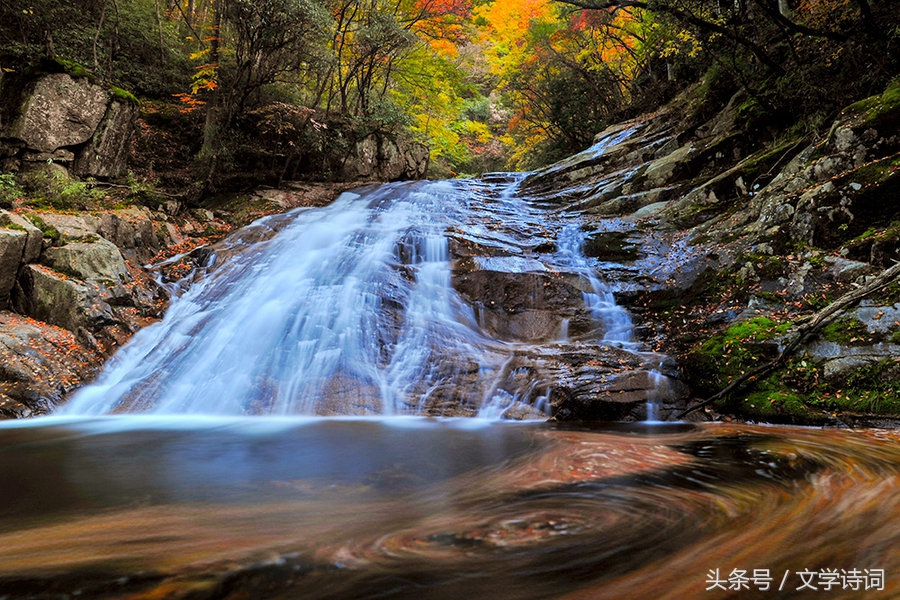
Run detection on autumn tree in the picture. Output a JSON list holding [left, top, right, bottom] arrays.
[[550, 0, 900, 133], [474, 0, 658, 167]]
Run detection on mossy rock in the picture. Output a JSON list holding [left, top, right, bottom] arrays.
[[728, 388, 827, 424], [110, 86, 139, 105], [820, 316, 872, 345], [684, 316, 792, 396], [30, 58, 96, 82], [844, 78, 900, 133], [22, 213, 61, 243], [722, 350, 900, 423]]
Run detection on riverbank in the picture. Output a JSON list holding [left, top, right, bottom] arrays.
[[524, 78, 900, 426]]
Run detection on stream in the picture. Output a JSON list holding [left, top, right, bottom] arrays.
[[1, 137, 898, 597], [0, 418, 898, 598]]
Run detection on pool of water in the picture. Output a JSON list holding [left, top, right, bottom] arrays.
[[1, 416, 897, 599]]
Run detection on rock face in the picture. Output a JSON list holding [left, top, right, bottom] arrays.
[[0, 205, 178, 418], [73, 99, 140, 179], [6, 73, 109, 152], [0, 227, 27, 308], [520, 79, 900, 424], [0, 71, 137, 178], [341, 133, 430, 181]]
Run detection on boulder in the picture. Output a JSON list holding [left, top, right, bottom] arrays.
[[0, 227, 27, 308], [342, 134, 430, 181], [98, 209, 161, 263], [43, 238, 131, 284], [73, 99, 139, 179], [31, 212, 101, 239], [4, 73, 109, 153], [0, 72, 138, 179], [15, 264, 116, 332], [0, 211, 42, 263]]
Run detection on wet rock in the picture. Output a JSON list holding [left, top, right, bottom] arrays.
[[582, 230, 640, 262], [454, 270, 590, 341]]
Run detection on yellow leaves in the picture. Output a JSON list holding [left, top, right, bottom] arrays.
[[189, 48, 210, 61], [458, 120, 492, 144], [189, 63, 219, 95]]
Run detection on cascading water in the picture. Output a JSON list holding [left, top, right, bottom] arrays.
[[555, 223, 635, 348], [59, 175, 641, 418]]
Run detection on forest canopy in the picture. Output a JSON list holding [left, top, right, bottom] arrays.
[[1, 0, 897, 185]]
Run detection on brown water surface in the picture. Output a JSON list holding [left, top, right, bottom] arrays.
[[0, 417, 897, 599]]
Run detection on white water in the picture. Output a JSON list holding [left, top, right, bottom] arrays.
[[60, 176, 639, 417], [555, 224, 635, 348]]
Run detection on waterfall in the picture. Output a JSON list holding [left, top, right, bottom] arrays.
[[59, 175, 642, 418]]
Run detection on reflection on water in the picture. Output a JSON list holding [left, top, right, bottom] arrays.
[[0, 417, 898, 599]]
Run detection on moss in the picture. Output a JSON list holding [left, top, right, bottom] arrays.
[[851, 155, 900, 185], [685, 316, 792, 395], [722, 353, 900, 421], [2, 222, 26, 232], [58, 58, 91, 79], [851, 227, 876, 243], [847, 96, 880, 114], [31, 58, 96, 81], [862, 78, 900, 128], [882, 77, 900, 102], [734, 97, 766, 128], [737, 137, 803, 183], [890, 331, 900, 344], [110, 86, 139, 104], [821, 316, 870, 345], [736, 388, 822, 422], [23, 213, 61, 242], [832, 359, 900, 415], [20, 169, 105, 211]]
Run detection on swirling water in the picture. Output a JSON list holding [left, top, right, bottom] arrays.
[[0, 417, 898, 599]]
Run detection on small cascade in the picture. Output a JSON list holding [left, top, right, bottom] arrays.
[[642, 369, 674, 423], [645, 400, 660, 423], [555, 224, 636, 348]]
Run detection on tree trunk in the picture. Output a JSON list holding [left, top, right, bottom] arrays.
[[199, 0, 223, 187]]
